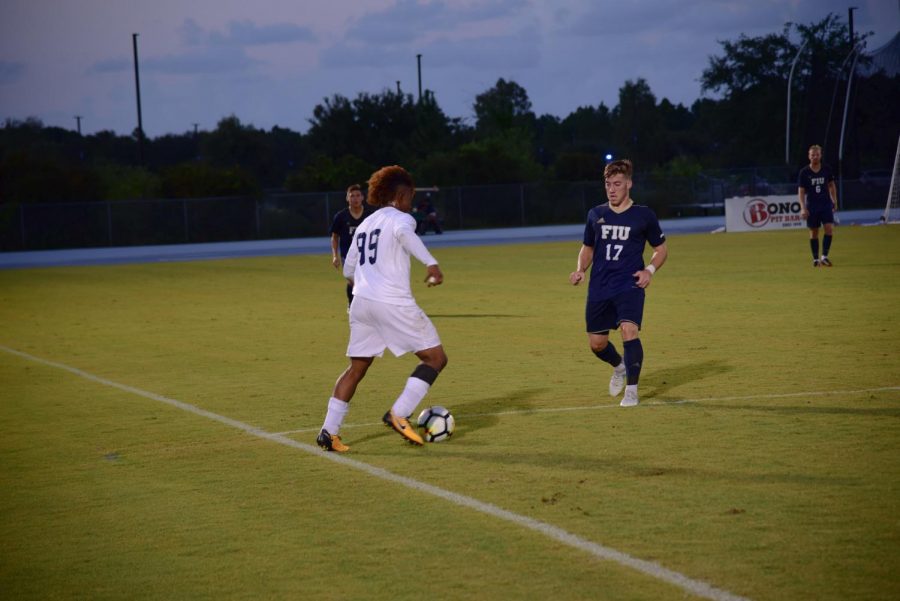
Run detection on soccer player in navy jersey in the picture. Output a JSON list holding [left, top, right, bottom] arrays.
[[797, 144, 838, 267], [569, 159, 668, 407], [330, 184, 374, 304]]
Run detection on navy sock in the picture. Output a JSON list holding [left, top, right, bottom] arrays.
[[810, 238, 819, 260], [593, 343, 622, 368], [623, 339, 643, 386], [823, 234, 832, 256]]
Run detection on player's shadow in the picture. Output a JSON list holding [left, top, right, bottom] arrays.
[[349, 426, 397, 447], [347, 387, 544, 449], [429, 314, 524, 319], [450, 387, 548, 439], [440, 447, 854, 486], [697, 404, 900, 418], [643, 359, 733, 399]]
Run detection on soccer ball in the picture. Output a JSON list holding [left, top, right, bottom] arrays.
[[416, 406, 455, 442]]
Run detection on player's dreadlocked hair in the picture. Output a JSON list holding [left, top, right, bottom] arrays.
[[367, 165, 415, 207], [604, 159, 633, 180]]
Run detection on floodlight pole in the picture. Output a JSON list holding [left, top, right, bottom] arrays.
[[74, 115, 84, 161], [785, 40, 808, 164], [823, 43, 861, 153], [838, 42, 863, 211], [132, 33, 144, 164], [416, 54, 422, 102]]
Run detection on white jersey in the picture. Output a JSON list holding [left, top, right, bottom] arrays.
[[343, 206, 438, 306]]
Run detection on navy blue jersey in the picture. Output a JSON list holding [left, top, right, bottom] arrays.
[[330, 206, 374, 259], [582, 203, 665, 302], [798, 165, 835, 210]]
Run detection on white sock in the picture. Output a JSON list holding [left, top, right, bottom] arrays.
[[322, 397, 350, 435], [614, 361, 626, 374], [625, 384, 638, 396], [391, 377, 431, 418]]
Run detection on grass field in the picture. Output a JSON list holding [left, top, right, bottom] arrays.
[[1, 225, 899, 600]]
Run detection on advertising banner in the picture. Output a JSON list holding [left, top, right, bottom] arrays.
[[725, 195, 805, 232]]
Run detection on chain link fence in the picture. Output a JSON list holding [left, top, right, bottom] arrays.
[[1, 173, 889, 251]]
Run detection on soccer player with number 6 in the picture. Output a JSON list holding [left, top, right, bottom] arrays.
[[797, 144, 838, 267], [569, 159, 667, 407], [317, 165, 447, 452]]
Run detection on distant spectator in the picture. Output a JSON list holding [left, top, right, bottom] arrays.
[[412, 194, 443, 235]]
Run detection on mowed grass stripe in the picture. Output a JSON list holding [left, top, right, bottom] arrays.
[[273, 386, 900, 434], [0, 343, 752, 601]]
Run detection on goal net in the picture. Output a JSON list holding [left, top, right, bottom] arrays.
[[881, 134, 900, 223]]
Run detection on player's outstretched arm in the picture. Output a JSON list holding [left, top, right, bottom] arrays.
[[330, 233, 341, 269], [569, 245, 593, 285], [425, 264, 443, 287], [342, 237, 360, 280], [634, 242, 668, 289]]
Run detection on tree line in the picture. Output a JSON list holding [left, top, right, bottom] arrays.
[[1, 14, 897, 205]]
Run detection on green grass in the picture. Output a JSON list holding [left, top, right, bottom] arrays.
[[1, 226, 899, 600]]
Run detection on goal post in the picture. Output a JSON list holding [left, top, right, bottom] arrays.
[[881, 134, 900, 223]]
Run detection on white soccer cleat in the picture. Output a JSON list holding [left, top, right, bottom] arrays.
[[609, 366, 626, 397], [620, 388, 639, 407]]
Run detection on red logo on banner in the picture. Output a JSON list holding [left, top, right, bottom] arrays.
[[743, 199, 769, 227]]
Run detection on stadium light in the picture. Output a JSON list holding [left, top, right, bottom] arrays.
[[605, 154, 613, 162]]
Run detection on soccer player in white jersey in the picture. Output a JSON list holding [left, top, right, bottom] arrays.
[[317, 165, 447, 452]]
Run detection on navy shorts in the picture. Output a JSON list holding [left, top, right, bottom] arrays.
[[586, 288, 645, 333], [806, 207, 834, 229]]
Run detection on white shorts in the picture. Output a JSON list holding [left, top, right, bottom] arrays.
[[346, 296, 441, 358]]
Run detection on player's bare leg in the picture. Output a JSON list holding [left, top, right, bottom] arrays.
[[332, 357, 374, 401], [383, 345, 448, 446], [318, 356, 374, 452]]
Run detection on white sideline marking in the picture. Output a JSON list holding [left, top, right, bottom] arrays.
[[273, 386, 900, 435], [2, 345, 757, 601]]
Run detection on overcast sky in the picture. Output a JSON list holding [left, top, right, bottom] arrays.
[[1, 0, 897, 137]]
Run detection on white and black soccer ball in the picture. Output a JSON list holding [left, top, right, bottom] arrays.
[[416, 405, 455, 442]]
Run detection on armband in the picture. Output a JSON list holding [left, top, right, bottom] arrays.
[[645, 264, 656, 275]]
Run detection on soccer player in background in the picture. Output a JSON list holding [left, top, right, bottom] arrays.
[[317, 165, 447, 452], [797, 144, 838, 267], [330, 184, 374, 305], [569, 159, 667, 407]]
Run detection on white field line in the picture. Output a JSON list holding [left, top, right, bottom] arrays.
[[1, 344, 752, 601], [274, 386, 900, 435]]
